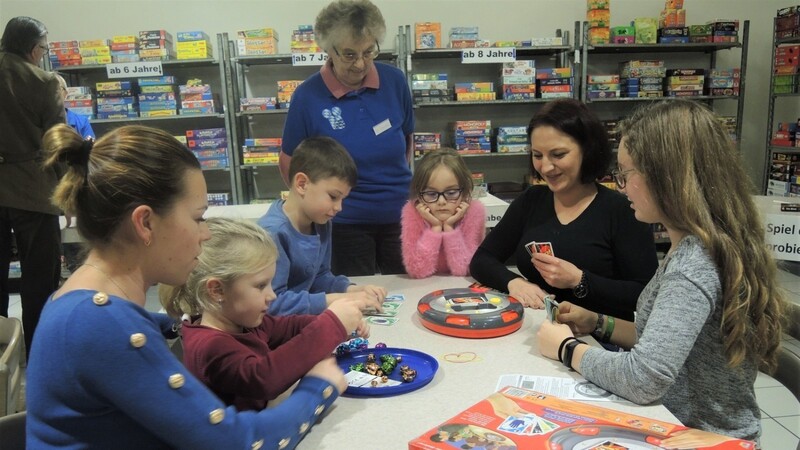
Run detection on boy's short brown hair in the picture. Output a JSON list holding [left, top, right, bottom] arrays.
[[289, 136, 357, 187]]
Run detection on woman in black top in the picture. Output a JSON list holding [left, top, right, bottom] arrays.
[[469, 99, 657, 320]]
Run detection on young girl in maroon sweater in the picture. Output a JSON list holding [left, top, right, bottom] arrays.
[[401, 148, 486, 278], [161, 217, 381, 411]]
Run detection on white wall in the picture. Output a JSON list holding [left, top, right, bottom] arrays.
[[0, 0, 794, 188]]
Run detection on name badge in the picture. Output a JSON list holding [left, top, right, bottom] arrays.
[[373, 119, 391, 136]]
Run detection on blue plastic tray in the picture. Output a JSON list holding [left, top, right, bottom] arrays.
[[336, 347, 439, 397]]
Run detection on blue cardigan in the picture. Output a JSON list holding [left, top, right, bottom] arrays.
[[27, 290, 339, 449]]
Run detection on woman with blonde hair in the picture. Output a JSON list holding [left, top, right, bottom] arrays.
[[27, 124, 350, 449], [537, 100, 786, 445]]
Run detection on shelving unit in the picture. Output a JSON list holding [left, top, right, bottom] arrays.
[[579, 20, 749, 149], [762, 17, 800, 195], [227, 36, 402, 203], [57, 34, 240, 203], [403, 23, 579, 189], [51, 20, 753, 205]]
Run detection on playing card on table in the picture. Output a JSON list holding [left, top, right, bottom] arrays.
[[544, 295, 559, 323], [363, 301, 402, 317], [365, 316, 399, 326], [385, 294, 405, 302], [381, 301, 401, 312]]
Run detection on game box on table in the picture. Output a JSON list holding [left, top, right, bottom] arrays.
[[409, 386, 755, 450]]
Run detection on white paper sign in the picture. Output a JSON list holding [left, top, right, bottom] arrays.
[[496, 374, 626, 402], [461, 47, 517, 64], [106, 61, 164, 78], [764, 213, 800, 262], [292, 52, 328, 66]]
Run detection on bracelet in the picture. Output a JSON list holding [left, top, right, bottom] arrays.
[[602, 316, 615, 342], [562, 339, 586, 371], [591, 313, 605, 339], [557, 337, 578, 363]]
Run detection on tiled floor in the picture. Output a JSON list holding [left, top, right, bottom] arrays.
[[6, 272, 800, 448]]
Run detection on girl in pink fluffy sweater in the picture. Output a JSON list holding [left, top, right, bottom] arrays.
[[401, 148, 486, 278]]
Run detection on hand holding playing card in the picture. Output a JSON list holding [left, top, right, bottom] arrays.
[[531, 252, 583, 290], [553, 301, 597, 336], [536, 320, 575, 361]]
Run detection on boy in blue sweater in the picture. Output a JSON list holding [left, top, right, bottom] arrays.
[[258, 136, 386, 315]]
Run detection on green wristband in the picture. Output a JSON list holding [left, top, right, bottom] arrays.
[[602, 315, 615, 342]]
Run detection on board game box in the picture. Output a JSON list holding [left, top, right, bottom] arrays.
[[408, 386, 755, 450]]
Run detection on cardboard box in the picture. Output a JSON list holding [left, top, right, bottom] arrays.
[[634, 18, 659, 44], [415, 22, 442, 49]]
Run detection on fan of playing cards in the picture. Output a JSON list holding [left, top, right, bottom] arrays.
[[525, 240, 554, 257]]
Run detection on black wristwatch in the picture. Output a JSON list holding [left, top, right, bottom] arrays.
[[573, 271, 589, 299]]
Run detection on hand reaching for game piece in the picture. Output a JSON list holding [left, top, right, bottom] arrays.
[[306, 356, 347, 395], [353, 319, 370, 339], [327, 293, 381, 332]]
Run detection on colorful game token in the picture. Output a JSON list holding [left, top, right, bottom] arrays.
[[417, 288, 524, 338]]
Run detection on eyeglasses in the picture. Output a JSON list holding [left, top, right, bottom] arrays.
[[419, 188, 463, 204], [332, 42, 380, 63], [36, 44, 49, 53], [611, 168, 637, 189]]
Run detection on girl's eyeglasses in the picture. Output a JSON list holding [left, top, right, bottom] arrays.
[[419, 189, 463, 203]]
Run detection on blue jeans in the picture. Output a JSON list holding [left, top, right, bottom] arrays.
[[331, 222, 405, 276]]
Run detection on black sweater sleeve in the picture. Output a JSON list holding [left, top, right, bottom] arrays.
[[469, 189, 538, 291]]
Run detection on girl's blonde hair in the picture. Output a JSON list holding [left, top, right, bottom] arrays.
[[619, 100, 787, 372], [410, 148, 473, 203], [160, 217, 277, 318]]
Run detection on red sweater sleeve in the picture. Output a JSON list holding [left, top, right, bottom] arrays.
[[185, 310, 347, 409]]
